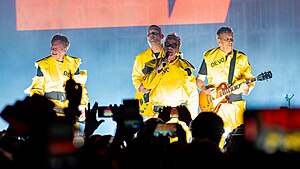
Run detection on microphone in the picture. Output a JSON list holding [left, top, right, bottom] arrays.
[[157, 51, 170, 73], [162, 51, 170, 67], [165, 51, 170, 59]]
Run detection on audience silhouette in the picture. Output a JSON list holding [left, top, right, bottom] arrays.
[[1, 82, 300, 169], [177, 112, 227, 168]]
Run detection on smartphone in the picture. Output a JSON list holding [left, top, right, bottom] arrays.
[[153, 123, 177, 137], [170, 107, 179, 118], [97, 106, 113, 117], [123, 99, 139, 116], [124, 119, 142, 129]]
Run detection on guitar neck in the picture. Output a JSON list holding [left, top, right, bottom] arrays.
[[222, 77, 256, 95]]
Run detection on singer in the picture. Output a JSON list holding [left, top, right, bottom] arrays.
[[141, 32, 199, 121]]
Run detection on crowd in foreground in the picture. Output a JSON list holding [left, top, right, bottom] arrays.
[[1, 92, 299, 169]]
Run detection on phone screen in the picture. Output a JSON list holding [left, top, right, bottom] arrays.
[[170, 107, 179, 118], [124, 119, 142, 129], [153, 123, 177, 137], [98, 106, 113, 117]]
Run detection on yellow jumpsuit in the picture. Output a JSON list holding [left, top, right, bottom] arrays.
[[199, 47, 255, 147], [142, 54, 199, 143], [131, 48, 164, 117], [132, 48, 164, 91], [142, 54, 199, 120], [24, 55, 88, 115]]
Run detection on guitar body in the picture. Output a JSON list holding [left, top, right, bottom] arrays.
[[199, 91, 214, 112], [199, 70, 273, 113], [135, 91, 153, 117], [199, 82, 229, 112]]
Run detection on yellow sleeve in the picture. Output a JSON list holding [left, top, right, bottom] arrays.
[[242, 57, 255, 94], [131, 56, 145, 90], [185, 74, 199, 120], [24, 61, 45, 96], [27, 76, 45, 96]]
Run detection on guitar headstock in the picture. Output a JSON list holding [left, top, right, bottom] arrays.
[[257, 71, 272, 81]]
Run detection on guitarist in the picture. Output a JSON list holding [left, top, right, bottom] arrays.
[[196, 26, 255, 149], [131, 25, 165, 118]]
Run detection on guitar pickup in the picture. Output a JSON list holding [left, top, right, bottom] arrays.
[[144, 93, 149, 102]]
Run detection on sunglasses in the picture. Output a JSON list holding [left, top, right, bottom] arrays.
[[220, 37, 234, 42], [164, 42, 178, 48], [147, 31, 160, 36]]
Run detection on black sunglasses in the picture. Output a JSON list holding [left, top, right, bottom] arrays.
[[164, 42, 178, 48], [147, 32, 160, 36]]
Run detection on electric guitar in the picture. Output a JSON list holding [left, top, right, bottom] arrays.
[[135, 56, 170, 118], [199, 71, 272, 113], [135, 91, 153, 118]]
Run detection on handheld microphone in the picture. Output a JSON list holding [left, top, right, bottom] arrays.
[[162, 51, 170, 67], [165, 51, 170, 59], [157, 51, 170, 73]]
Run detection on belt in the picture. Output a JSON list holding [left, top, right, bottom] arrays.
[[53, 107, 65, 115], [44, 91, 66, 102]]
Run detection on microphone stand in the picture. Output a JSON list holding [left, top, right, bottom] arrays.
[[285, 94, 294, 108]]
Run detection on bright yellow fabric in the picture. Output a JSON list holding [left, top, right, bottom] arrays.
[[217, 100, 245, 148], [202, 47, 255, 148], [204, 48, 255, 90], [26, 55, 89, 110], [131, 48, 164, 90], [131, 48, 164, 117], [143, 55, 199, 120]]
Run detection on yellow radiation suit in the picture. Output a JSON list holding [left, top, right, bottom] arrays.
[[24, 55, 89, 114], [132, 48, 164, 91], [142, 54, 199, 143], [199, 47, 255, 148], [132, 48, 164, 117], [142, 54, 199, 120]]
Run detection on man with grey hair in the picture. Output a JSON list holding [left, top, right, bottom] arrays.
[[24, 33, 89, 141]]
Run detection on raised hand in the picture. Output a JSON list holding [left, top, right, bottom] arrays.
[[177, 105, 192, 126], [84, 102, 105, 138], [158, 106, 172, 123]]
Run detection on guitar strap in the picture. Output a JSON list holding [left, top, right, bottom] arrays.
[[228, 50, 237, 86]]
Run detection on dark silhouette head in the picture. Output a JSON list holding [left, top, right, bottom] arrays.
[[190, 112, 225, 144]]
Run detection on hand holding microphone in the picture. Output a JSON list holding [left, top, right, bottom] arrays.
[[157, 51, 170, 73], [162, 51, 170, 66]]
